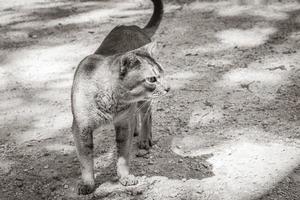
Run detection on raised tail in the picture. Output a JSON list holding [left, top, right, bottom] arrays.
[[143, 0, 164, 38]]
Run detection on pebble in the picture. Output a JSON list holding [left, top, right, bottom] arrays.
[[50, 185, 57, 191], [43, 152, 50, 157], [148, 160, 154, 165], [28, 33, 37, 38], [15, 179, 23, 187], [136, 150, 149, 157], [140, 170, 145, 175]]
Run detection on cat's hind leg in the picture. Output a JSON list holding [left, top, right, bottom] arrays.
[[72, 119, 96, 195]]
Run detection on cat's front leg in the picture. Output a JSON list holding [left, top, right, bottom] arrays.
[[72, 121, 96, 195], [114, 118, 138, 186], [138, 101, 153, 150]]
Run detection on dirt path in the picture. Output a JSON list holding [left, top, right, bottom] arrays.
[[0, 0, 300, 200]]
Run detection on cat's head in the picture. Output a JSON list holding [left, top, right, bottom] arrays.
[[116, 42, 170, 103]]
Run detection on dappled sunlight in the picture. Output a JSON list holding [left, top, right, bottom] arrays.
[[172, 127, 279, 157], [0, 77, 73, 144], [0, 1, 136, 27], [172, 129, 300, 200], [0, 31, 77, 146], [1, 0, 300, 198], [57, 7, 150, 26], [216, 26, 276, 48], [2, 30, 28, 42], [14, 111, 72, 144], [0, 0, 64, 10], [186, 1, 230, 12], [218, 5, 289, 20], [274, 2, 300, 13], [1, 43, 88, 83], [12, 5, 145, 29], [185, 0, 300, 21], [216, 51, 300, 99], [99, 129, 300, 199], [1, 0, 179, 30], [219, 68, 283, 85], [202, 140, 300, 200], [216, 67, 286, 99], [290, 30, 300, 41], [186, 26, 277, 53]]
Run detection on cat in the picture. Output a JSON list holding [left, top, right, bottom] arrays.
[[71, 0, 168, 195]]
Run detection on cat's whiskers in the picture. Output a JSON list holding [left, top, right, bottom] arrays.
[[142, 100, 153, 122], [134, 100, 149, 116]]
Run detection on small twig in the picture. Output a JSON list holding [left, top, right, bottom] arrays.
[[240, 81, 255, 92], [201, 112, 209, 118], [180, 88, 202, 92], [204, 100, 213, 107], [267, 65, 287, 71]]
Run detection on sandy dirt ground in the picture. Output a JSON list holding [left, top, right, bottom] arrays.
[[1, 0, 300, 199]]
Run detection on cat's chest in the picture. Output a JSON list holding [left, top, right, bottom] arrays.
[[94, 92, 131, 115]]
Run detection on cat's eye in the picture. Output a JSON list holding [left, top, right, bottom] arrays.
[[146, 76, 157, 83]]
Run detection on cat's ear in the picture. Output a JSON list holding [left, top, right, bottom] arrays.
[[119, 54, 140, 79], [143, 41, 157, 56], [136, 41, 157, 56]]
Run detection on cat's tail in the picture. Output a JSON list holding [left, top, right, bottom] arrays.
[[143, 0, 164, 38]]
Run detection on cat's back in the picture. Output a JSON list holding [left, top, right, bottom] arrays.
[[95, 25, 151, 56], [72, 54, 114, 92]]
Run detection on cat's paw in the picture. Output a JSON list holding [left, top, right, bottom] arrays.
[[119, 174, 138, 186], [138, 138, 153, 150], [77, 182, 95, 195]]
